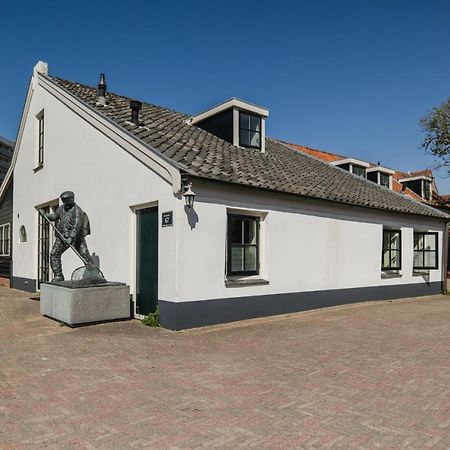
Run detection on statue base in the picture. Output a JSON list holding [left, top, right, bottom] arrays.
[[40, 282, 130, 326]]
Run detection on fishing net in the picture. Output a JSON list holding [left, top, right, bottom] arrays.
[[71, 265, 106, 284]]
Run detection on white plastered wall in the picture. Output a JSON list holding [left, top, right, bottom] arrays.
[[173, 180, 445, 302], [12, 76, 178, 301]]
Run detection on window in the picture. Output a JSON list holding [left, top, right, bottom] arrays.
[[37, 111, 44, 167], [19, 225, 27, 243], [352, 165, 366, 177], [413, 232, 438, 270], [239, 112, 261, 149], [380, 173, 390, 188], [0, 223, 11, 256], [227, 214, 259, 275], [382, 229, 401, 270]]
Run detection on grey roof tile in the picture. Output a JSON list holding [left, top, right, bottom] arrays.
[[47, 75, 449, 220]]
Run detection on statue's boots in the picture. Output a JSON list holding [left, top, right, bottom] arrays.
[[51, 273, 64, 283]]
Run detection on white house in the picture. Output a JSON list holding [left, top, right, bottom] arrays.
[[2, 61, 448, 330]]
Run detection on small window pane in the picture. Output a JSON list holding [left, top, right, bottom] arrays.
[[244, 246, 257, 271], [390, 233, 400, 250], [249, 131, 260, 147], [424, 234, 436, 251], [231, 246, 244, 272], [239, 113, 250, 129], [414, 235, 423, 250], [390, 251, 399, 268], [414, 251, 423, 267], [239, 130, 250, 147], [243, 220, 257, 244], [382, 250, 390, 268], [425, 251, 436, 268], [250, 115, 260, 132], [229, 218, 242, 244]]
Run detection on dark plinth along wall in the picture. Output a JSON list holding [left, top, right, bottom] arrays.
[[159, 281, 443, 330], [0, 181, 13, 282]]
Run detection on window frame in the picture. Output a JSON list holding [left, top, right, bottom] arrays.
[[422, 180, 431, 201], [381, 229, 402, 271], [36, 110, 44, 168], [0, 223, 11, 256], [227, 214, 260, 276], [238, 111, 262, 150], [379, 172, 390, 188], [413, 231, 439, 270]]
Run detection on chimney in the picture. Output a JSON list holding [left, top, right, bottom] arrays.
[[130, 100, 142, 126], [97, 73, 107, 106]]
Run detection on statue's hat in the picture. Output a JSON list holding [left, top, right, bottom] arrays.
[[60, 191, 74, 199]]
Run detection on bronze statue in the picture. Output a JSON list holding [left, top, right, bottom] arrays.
[[43, 191, 93, 282]]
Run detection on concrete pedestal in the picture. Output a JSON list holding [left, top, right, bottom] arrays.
[[40, 283, 130, 326]]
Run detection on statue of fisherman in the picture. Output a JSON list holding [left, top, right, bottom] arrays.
[[43, 191, 93, 282]]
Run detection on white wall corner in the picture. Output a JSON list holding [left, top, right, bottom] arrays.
[[261, 118, 266, 153], [33, 61, 48, 77]]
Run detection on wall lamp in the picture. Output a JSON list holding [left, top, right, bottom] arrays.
[[182, 182, 196, 210]]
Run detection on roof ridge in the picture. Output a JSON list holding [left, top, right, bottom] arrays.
[[49, 76, 190, 119], [279, 139, 345, 159]]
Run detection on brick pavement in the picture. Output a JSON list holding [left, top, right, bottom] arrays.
[[1, 287, 450, 449]]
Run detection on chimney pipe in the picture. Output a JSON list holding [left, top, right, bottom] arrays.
[[130, 100, 142, 126], [97, 73, 107, 106]]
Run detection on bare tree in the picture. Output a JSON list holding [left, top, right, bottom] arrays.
[[421, 98, 450, 173]]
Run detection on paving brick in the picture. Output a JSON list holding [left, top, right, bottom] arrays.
[[1, 288, 450, 448]]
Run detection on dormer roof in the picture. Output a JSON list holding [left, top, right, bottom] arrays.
[[366, 166, 396, 175], [330, 158, 371, 168], [189, 97, 269, 125]]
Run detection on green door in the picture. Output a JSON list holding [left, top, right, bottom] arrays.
[[136, 207, 158, 315]]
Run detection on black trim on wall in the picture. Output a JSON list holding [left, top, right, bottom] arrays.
[[159, 281, 442, 331], [11, 276, 37, 293]]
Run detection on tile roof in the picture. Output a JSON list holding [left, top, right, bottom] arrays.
[[280, 142, 344, 162], [47, 75, 449, 219]]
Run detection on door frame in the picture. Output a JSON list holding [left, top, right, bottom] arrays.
[[129, 201, 159, 319], [34, 199, 59, 291]]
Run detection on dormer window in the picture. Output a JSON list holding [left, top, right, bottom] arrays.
[[367, 166, 395, 189], [190, 98, 269, 152], [398, 175, 433, 200], [239, 112, 261, 149]]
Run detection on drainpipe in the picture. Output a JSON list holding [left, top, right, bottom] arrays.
[[441, 221, 449, 294]]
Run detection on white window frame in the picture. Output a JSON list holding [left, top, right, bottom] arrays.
[[0, 223, 11, 256]]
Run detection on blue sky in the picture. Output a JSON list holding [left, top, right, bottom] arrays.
[[2, 0, 450, 191]]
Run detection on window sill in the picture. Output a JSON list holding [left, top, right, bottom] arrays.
[[225, 277, 269, 288], [413, 269, 432, 276], [381, 271, 402, 279], [33, 164, 44, 173]]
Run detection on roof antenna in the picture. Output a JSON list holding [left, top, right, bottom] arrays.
[[130, 100, 142, 126], [97, 73, 107, 106]]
